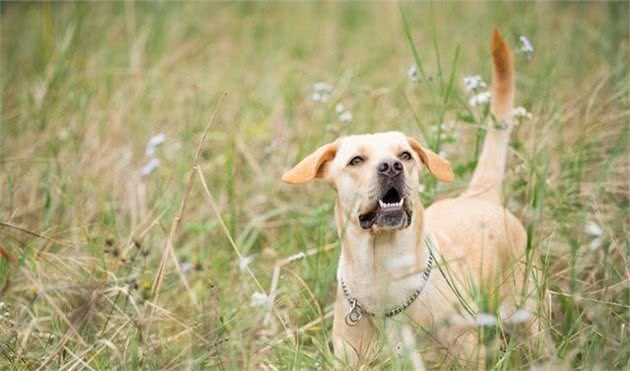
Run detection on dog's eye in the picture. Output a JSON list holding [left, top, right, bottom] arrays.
[[399, 151, 413, 161], [348, 156, 364, 166]]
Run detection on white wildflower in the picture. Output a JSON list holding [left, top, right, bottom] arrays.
[[585, 222, 604, 250], [141, 158, 160, 176], [408, 65, 419, 82], [145, 133, 166, 157], [0, 303, 7, 321], [145, 147, 156, 157], [418, 184, 426, 193], [507, 309, 532, 324], [513, 106, 533, 121], [180, 262, 193, 275], [588, 237, 603, 251], [310, 92, 322, 102], [463, 75, 487, 93], [313, 82, 333, 93], [585, 221, 603, 236], [264, 139, 280, 155], [147, 133, 166, 148], [311, 82, 333, 103], [519, 35, 534, 58], [335, 103, 345, 113], [468, 91, 491, 107], [339, 111, 352, 123], [239, 255, 254, 272], [475, 313, 497, 327], [250, 292, 270, 307]]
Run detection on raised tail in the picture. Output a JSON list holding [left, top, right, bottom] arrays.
[[463, 28, 515, 204]]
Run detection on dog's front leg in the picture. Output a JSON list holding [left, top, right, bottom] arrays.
[[332, 287, 377, 367]]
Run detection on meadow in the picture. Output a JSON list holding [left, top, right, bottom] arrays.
[[1, 2, 628, 370]]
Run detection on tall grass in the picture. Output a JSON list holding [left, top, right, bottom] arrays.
[[1, 2, 628, 369]]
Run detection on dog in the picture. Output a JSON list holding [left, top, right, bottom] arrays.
[[282, 29, 531, 367]]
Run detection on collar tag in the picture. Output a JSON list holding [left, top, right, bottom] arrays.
[[345, 299, 363, 326]]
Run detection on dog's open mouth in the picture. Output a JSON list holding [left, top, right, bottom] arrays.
[[358, 187, 412, 230]]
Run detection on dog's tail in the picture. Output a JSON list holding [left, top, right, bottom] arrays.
[[463, 28, 515, 204]]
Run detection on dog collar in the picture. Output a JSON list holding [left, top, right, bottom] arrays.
[[339, 236, 435, 326]]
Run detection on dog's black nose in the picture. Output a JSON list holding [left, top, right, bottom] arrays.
[[377, 159, 403, 177]]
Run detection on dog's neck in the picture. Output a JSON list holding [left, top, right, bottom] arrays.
[[335, 200, 430, 313]]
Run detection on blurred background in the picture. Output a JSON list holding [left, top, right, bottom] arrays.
[[1, 2, 628, 369]]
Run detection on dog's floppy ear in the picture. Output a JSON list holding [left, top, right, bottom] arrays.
[[408, 137, 454, 182], [282, 141, 338, 184]]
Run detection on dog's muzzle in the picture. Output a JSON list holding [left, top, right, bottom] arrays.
[[358, 160, 413, 231], [358, 184, 412, 231]]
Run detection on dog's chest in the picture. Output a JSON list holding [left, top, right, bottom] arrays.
[[338, 246, 425, 313]]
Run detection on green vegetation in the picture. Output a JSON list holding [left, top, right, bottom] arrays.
[[1, 2, 628, 369]]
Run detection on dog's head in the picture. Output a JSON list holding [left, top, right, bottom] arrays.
[[282, 131, 453, 233]]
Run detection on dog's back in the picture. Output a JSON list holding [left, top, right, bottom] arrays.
[[424, 28, 527, 308]]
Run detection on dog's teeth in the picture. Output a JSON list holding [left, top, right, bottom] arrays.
[[379, 199, 405, 209]]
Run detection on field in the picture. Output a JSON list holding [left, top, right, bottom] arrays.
[[1, 2, 628, 370]]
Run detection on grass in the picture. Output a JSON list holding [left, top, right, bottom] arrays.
[[1, 2, 628, 369]]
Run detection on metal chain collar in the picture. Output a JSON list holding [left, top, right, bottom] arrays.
[[340, 239, 435, 326]]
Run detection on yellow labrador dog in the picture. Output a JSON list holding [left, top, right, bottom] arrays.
[[283, 29, 529, 366]]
